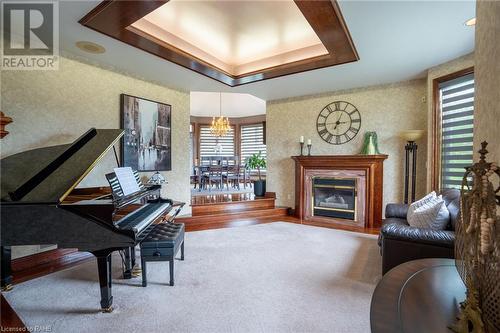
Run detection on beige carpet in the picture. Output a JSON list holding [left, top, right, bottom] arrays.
[[3, 222, 381, 333]]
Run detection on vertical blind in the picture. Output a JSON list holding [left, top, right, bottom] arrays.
[[439, 73, 474, 189], [240, 123, 267, 166], [199, 125, 235, 158]]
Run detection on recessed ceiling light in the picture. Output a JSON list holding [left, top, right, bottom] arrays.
[[465, 17, 476, 26], [75, 41, 106, 54]]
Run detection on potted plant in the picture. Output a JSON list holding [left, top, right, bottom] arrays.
[[246, 151, 267, 197]]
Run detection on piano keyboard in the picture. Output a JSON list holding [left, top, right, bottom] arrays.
[[116, 201, 172, 234]]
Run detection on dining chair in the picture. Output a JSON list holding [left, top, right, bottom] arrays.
[[223, 164, 240, 190], [211, 156, 223, 167], [240, 165, 252, 189], [227, 156, 238, 166], [203, 165, 223, 191], [200, 156, 211, 165]]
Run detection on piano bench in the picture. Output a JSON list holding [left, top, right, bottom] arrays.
[[139, 223, 185, 287]]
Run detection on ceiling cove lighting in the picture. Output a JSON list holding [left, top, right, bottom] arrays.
[[465, 17, 476, 26], [79, 0, 359, 86], [210, 93, 231, 137]]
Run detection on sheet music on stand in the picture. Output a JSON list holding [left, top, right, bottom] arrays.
[[113, 167, 141, 196]]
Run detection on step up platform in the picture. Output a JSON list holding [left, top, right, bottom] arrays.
[[178, 192, 291, 230]]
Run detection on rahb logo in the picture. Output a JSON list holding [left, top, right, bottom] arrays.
[[1, 1, 59, 70]]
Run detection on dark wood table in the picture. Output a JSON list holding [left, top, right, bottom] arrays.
[[193, 165, 249, 191], [370, 258, 466, 333]]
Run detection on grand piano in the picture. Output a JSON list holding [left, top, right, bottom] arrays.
[[0, 128, 184, 312]]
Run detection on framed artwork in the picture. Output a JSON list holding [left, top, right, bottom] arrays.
[[120, 94, 172, 171]]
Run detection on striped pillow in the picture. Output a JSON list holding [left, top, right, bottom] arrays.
[[407, 194, 450, 230]]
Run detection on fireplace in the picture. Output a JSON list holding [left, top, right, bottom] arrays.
[[312, 177, 357, 220], [292, 155, 388, 230]]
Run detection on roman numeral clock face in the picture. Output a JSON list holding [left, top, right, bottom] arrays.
[[316, 101, 361, 145]]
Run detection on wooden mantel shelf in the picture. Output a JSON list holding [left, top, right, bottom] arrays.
[[292, 154, 388, 229], [292, 154, 389, 163]]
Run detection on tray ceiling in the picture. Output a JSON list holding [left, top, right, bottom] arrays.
[[131, 1, 329, 76], [79, 0, 359, 86]]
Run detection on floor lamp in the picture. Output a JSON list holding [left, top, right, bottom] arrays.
[[399, 130, 424, 204]]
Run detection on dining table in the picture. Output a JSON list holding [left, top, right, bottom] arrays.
[[193, 165, 249, 191]]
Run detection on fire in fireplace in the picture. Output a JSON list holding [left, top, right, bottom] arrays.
[[312, 177, 357, 220]]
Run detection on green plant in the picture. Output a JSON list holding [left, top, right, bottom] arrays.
[[246, 151, 266, 181]]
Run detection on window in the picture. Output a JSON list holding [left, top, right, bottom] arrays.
[[189, 123, 194, 174], [199, 125, 235, 158], [436, 71, 474, 190], [240, 123, 267, 166]]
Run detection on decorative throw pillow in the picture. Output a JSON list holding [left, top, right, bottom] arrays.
[[407, 194, 450, 230], [405, 193, 434, 224], [419, 191, 437, 203]]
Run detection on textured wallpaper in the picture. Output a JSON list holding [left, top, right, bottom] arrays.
[[266, 80, 428, 209], [1, 56, 191, 258], [474, 1, 500, 163]]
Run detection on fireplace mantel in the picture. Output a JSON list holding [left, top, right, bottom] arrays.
[[292, 154, 388, 230]]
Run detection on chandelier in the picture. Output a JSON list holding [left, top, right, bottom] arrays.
[[210, 93, 231, 137]]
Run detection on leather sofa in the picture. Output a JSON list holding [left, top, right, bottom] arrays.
[[378, 189, 460, 274]]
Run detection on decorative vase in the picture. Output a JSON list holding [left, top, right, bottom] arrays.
[[359, 131, 381, 155]]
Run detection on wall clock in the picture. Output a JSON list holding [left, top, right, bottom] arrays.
[[316, 101, 361, 145]]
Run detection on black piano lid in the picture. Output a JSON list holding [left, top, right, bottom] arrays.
[[1, 128, 124, 204]]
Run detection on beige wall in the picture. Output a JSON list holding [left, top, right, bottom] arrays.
[[266, 79, 428, 209], [473, 0, 500, 163], [425, 53, 475, 191], [1, 56, 191, 258]]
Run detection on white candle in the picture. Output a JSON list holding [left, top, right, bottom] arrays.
[[299, 136, 304, 143], [307, 139, 312, 145]]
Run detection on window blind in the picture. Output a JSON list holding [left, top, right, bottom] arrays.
[[199, 125, 235, 157], [241, 123, 267, 166], [439, 73, 474, 189]]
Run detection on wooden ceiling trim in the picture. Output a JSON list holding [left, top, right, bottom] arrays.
[[79, 0, 359, 87], [294, 0, 359, 63]]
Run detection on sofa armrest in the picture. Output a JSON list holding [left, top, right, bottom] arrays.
[[381, 223, 455, 248], [385, 203, 409, 219]]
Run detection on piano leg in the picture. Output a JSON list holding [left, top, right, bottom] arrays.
[[1, 246, 13, 291], [93, 251, 113, 312], [123, 247, 133, 279], [131, 246, 136, 268], [123, 247, 139, 279], [130, 247, 142, 277]]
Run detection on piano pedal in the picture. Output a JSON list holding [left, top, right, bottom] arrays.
[[131, 268, 142, 277], [101, 306, 113, 313], [1, 284, 13, 292]]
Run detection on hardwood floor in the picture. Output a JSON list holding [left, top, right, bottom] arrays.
[[191, 192, 277, 216], [184, 214, 301, 231], [1, 295, 25, 330], [11, 249, 93, 285]]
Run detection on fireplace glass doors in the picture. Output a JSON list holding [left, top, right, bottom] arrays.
[[312, 177, 357, 220]]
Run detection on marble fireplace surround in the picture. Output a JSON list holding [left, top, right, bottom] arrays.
[[305, 169, 366, 228], [292, 155, 388, 230]]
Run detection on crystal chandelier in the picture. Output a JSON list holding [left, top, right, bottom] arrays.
[[210, 93, 230, 137]]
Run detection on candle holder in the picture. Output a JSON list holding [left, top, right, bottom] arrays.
[[300, 142, 304, 156], [307, 143, 312, 156]]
